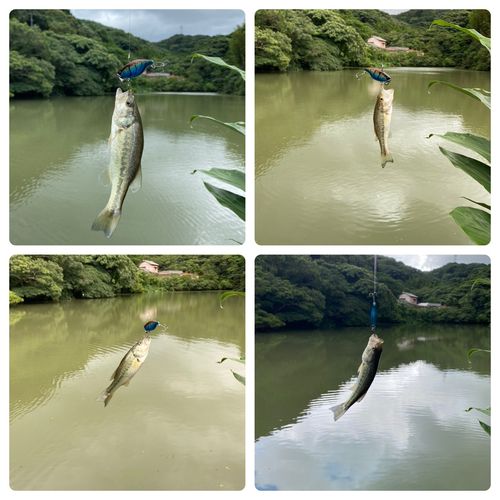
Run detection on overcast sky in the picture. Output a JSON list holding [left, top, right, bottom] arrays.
[[385, 255, 490, 271], [71, 10, 244, 42]]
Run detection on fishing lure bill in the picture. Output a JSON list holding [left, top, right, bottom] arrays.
[[117, 59, 154, 81]]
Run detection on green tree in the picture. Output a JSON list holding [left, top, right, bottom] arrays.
[[10, 256, 64, 302], [9, 50, 55, 97]]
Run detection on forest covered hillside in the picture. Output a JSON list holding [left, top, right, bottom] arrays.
[[255, 9, 490, 72], [255, 256, 490, 330], [9, 255, 245, 304], [9, 9, 245, 98]]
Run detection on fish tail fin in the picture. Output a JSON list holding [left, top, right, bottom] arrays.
[[330, 403, 346, 421], [91, 207, 121, 238], [381, 152, 394, 168]]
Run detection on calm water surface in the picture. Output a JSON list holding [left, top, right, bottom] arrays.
[[256, 69, 490, 244], [10, 93, 244, 244], [255, 324, 490, 490], [10, 292, 245, 490]]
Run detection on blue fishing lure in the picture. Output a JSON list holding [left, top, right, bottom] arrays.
[[144, 320, 160, 332], [364, 67, 391, 84], [117, 59, 154, 81]]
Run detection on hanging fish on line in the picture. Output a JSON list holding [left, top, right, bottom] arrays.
[[97, 334, 152, 407], [91, 88, 143, 238], [331, 333, 384, 421], [373, 86, 394, 167], [356, 67, 392, 84], [117, 59, 154, 81]]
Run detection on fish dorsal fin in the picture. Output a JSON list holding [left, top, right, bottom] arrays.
[[110, 366, 119, 380], [109, 352, 129, 380], [357, 392, 367, 403], [130, 165, 142, 193]]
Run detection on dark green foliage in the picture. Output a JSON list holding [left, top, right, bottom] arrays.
[[228, 25, 245, 68], [10, 255, 244, 304], [9, 10, 244, 98], [10, 256, 65, 302], [255, 9, 490, 72], [255, 256, 490, 331], [9, 50, 55, 97]]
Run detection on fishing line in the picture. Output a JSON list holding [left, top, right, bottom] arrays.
[[127, 10, 132, 61], [369, 255, 378, 332]]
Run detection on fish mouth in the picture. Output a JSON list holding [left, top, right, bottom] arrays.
[[369, 333, 384, 347]]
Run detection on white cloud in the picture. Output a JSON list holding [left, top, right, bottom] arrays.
[[72, 10, 244, 42]]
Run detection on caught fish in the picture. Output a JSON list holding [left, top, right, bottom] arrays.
[[364, 67, 391, 84], [92, 88, 144, 237], [373, 87, 394, 167], [117, 59, 154, 81], [331, 333, 384, 421], [98, 335, 152, 407]]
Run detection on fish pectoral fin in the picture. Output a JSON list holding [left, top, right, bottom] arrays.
[[98, 168, 111, 187], [130, 165, 142, 193], [357, 363, 363, 375]]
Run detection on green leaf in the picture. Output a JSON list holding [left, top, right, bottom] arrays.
[[467, 347, 491, 361], [470, 278, 491, 289], [428, 81, 491, 109], [192, 54, 246, 80], [217, 356, 245, 364], [204, 182, 245, 220], [194, 168, 245, 191], [428, 132, 490, 163], [219, 290, 245, 308], [190, 114, 245, 135], [461, 197, 490, 211], [478, 421, 491, 436], [450, 207, 490, 245], [231, 370, 245, 385], [431, 20, 491, 53], [439, 147, 490, 192], [465, 407, 491, 417]]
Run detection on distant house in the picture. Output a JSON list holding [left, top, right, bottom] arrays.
[[367, 36, 387, 49], [139, 260, 160, 273], [399, 292, 418, 305], [417, 302, 443, 308]]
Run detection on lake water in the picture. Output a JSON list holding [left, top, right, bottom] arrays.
[[10, 292, 245, 490], [255, 324, 490, 490], [256, 69, 490, 244], [10, 93, 244, 245]]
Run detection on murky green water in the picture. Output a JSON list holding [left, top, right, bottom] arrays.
[[256, 69, 490, 244], [255, 324, 490, 490], [10, 93, 244, 245], [10, 292, 245, 490]]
